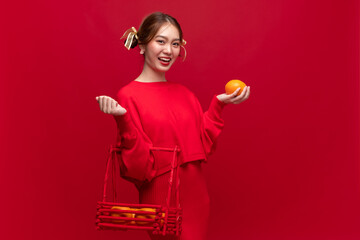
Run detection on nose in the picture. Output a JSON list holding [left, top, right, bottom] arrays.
[[163, 43, 172, 55]]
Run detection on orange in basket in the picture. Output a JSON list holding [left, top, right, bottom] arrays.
[[110, 206, 134, 224]]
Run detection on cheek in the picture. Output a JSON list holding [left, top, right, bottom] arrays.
[[145, 43, 160, 56], [173, 48, 181, 57], [145, 48, 158, 63]]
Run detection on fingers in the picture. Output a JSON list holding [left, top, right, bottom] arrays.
[[238, 86, 247, 99], [96, 96, 116, 114], [104, 97, 110, 113], [226, 87, 244, 103], [96, 95, 126, 116], [233, 86, 250, 104], [245, 86, 250, 99], [230, 87, 241, 98], [101, 97, 106, 112], [111, 98, 115, 110]]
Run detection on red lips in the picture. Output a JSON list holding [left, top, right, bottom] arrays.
[[158, 57, 171, 66]]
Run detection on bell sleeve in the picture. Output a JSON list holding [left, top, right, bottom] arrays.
[[113, 91, 155, 184], [199, 95, 226, 157]]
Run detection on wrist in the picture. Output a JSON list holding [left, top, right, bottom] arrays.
[[112, 107, 127, 116], [216, 94, 228, 106]]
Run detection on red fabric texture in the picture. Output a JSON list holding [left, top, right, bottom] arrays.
[[139, 160, 210, 240], [114, 80, 225, 183], [113, 80, 225, 239]]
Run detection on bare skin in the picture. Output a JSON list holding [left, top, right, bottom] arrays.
[[95, 95, 126, 116], [216, 86, 250, 104]]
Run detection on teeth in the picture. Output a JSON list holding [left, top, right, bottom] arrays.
[[159, 58, 171, 62]]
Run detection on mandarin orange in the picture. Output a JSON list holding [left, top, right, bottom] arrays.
[[225, 80, 247, 96], [134, 207, 156, 225], [110, 206, 134, 224]]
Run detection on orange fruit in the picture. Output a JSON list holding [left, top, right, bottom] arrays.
[[225, 80, 247, 96], [134, 208, 157, 225], [110, 206, 134, 224]]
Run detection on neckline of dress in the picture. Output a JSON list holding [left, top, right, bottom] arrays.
[[132, 80, 173, 86], [133, 80, 169, 83]]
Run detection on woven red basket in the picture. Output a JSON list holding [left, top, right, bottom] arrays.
[[96, 145, 182, 236]]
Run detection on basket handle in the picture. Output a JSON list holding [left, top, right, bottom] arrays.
[[150, 146, 181, 235], [102, 145, 120, 202], [102, 145, 181, 205], [101, 145, 181, 235]]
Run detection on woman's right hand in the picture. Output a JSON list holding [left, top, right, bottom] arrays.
[[95, 95, 127, 116]]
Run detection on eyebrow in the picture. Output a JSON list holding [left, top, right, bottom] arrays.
[[155, 35, 180, 41]]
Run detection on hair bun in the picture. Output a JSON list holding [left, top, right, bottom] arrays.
[[130, 38, 138, 49], [122, 36, 138, 49], [120, 27, 139, 50]]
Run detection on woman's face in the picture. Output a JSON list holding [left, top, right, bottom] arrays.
[[142, 23, 181, 73]]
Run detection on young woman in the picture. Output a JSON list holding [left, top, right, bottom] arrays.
[[96, 12, 250, 240]]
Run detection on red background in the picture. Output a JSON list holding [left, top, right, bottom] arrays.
[[1, 0, 359, 239]]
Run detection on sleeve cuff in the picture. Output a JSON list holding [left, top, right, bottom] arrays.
[[114, 112, 133, 133], [214, 94, 227, 109], [207, 95, 226, 122]]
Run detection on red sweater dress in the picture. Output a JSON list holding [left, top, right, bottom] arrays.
[[114, 80, 225, 240]]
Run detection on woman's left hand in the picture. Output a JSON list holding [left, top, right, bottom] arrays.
[[217, 86, 250, 104]]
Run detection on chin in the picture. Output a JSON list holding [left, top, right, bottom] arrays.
[[155, 64, 174, 73]]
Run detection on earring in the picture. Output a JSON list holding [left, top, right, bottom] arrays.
[[180, 45, 187, 61], [140, 49, 145, 54]]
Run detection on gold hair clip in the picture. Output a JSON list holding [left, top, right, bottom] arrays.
[[181, 39, 187, 61], [120, 27, 138, 50]]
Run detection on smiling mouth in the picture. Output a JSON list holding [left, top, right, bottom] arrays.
[[158, 57, 171, 63]]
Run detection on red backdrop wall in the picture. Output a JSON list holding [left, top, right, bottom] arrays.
[[2, 0, 359, 239]]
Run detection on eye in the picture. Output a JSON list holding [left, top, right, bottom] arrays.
[[172, 42, 180, 47], [156, 40, 165, 44]]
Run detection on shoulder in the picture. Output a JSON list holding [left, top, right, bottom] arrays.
[[169, 83, 202, 109], [116, 81, 139, 100], [170, 82, 197, 98]]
